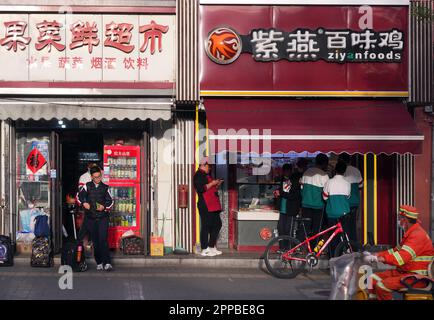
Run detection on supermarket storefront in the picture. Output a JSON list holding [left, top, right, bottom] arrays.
[[198, 0, 426, 251], [0, 5, 177, 254]]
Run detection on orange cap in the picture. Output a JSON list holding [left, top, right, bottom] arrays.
[[399, 205, 419, 220]]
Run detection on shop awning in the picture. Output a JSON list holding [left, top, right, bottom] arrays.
[[0, 97, 172, 121], [205, 99, 424, 155]]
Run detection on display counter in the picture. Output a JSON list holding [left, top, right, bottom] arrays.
[[234, 209, 279, 251]]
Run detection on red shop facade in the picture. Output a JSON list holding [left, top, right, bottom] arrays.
[[198, 0, 428, 251]]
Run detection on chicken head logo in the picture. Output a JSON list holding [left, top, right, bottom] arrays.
[[205, 27, 242, 65]]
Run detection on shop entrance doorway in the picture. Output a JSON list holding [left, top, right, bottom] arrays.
[[15, 120, 149, 254]]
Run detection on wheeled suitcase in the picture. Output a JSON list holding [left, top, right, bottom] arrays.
[[61, 211, 87, 272], [31, 236, 54, 267], [0, 235, 14, 267]]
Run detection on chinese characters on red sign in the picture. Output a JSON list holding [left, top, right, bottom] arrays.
[[113, 151, 131, 157], [26, 148, 47, 174]]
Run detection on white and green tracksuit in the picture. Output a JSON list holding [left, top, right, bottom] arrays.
[[343, 165, 363, 208], [322, 175, 351, 219], [300, 167, 329, 209]]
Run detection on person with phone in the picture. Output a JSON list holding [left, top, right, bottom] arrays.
[[193, 157, 223, 257], [77, 166, 114, 271]]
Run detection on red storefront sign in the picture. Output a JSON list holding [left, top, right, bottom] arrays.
[[200, 5, 409, 95]]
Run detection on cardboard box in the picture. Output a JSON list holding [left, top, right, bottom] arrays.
[[16, 242, 32, 254], [150, 236, 164, 256]]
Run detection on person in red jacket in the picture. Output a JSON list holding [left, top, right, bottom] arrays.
[[364, 205, 434, 300], [194, 157, 224, 257]]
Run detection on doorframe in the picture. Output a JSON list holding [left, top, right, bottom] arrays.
[[50, 131, 62, 253], [141, 121, 151, 254]]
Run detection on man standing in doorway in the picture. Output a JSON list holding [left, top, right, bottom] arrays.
[[338, 153, 363, 244], [193, 157, 223, 257], [78, 162, 98, 191], [77, 166, 114, 271], [300, 153, 329, 237], [76, 162, 98, 245]]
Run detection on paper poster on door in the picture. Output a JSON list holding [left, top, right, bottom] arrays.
[[26, 141, 49, 175]]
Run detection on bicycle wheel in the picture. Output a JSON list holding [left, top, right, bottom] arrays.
[[334, 240, 360, 257], [264, 236, 307, 279]]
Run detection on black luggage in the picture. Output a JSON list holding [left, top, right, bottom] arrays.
[[31, 236, 54, 267], [61, 210, 87, 272], [0, 235, 14, 267]]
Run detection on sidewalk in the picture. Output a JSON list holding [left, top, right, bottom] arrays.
[[13, 248, 394, 270]]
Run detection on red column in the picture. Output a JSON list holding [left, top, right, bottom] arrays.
[[414, 107, 433, 231]]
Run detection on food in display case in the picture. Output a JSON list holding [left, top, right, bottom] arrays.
[[238, 183, 278, 211]]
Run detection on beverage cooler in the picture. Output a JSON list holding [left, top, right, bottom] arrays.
[[103, 145, 140, 249]]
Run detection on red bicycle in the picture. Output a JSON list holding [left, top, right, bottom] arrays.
[[264, 218, 358, 279]]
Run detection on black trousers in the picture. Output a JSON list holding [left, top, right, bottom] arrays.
[[301, 207, 325, 237], [199, 208, 222, 250], [82, 215, 111, 265], [277, 214, 296, 249]]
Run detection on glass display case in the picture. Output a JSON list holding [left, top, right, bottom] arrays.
[[235, 153, 319, 212], [237, 183, 278, 210]]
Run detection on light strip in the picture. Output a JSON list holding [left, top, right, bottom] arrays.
[[209, 135, 424, 141], [200, 0, 410, 5], [201, 90, 409, 97]]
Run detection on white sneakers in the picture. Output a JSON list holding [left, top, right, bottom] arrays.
[[97, 263, 113, 271], [200, 247, 222, 257], [210, 247, 222, 255]]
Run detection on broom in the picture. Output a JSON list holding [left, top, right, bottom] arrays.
[[173, 208, 189, 255]]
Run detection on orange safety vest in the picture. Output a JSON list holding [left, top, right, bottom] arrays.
[[378, 223, 434, 276]]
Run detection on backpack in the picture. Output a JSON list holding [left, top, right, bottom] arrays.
[[30, 236, 53, 268], [34, 215, 50, 238]]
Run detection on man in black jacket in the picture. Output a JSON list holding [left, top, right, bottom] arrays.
[[274, 163, 302, 250], [77, 166, 114, 271]]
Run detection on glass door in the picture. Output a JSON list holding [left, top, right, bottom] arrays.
[[15, 131, 62, 253]]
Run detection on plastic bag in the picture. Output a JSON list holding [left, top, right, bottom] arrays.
[[16, 232, 35, 244], [121, 229, 135, 238], [329, 252, 363, 300], [19, 209, 43, 233]]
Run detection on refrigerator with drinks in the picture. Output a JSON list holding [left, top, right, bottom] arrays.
[[103, 145, 140, 249]]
